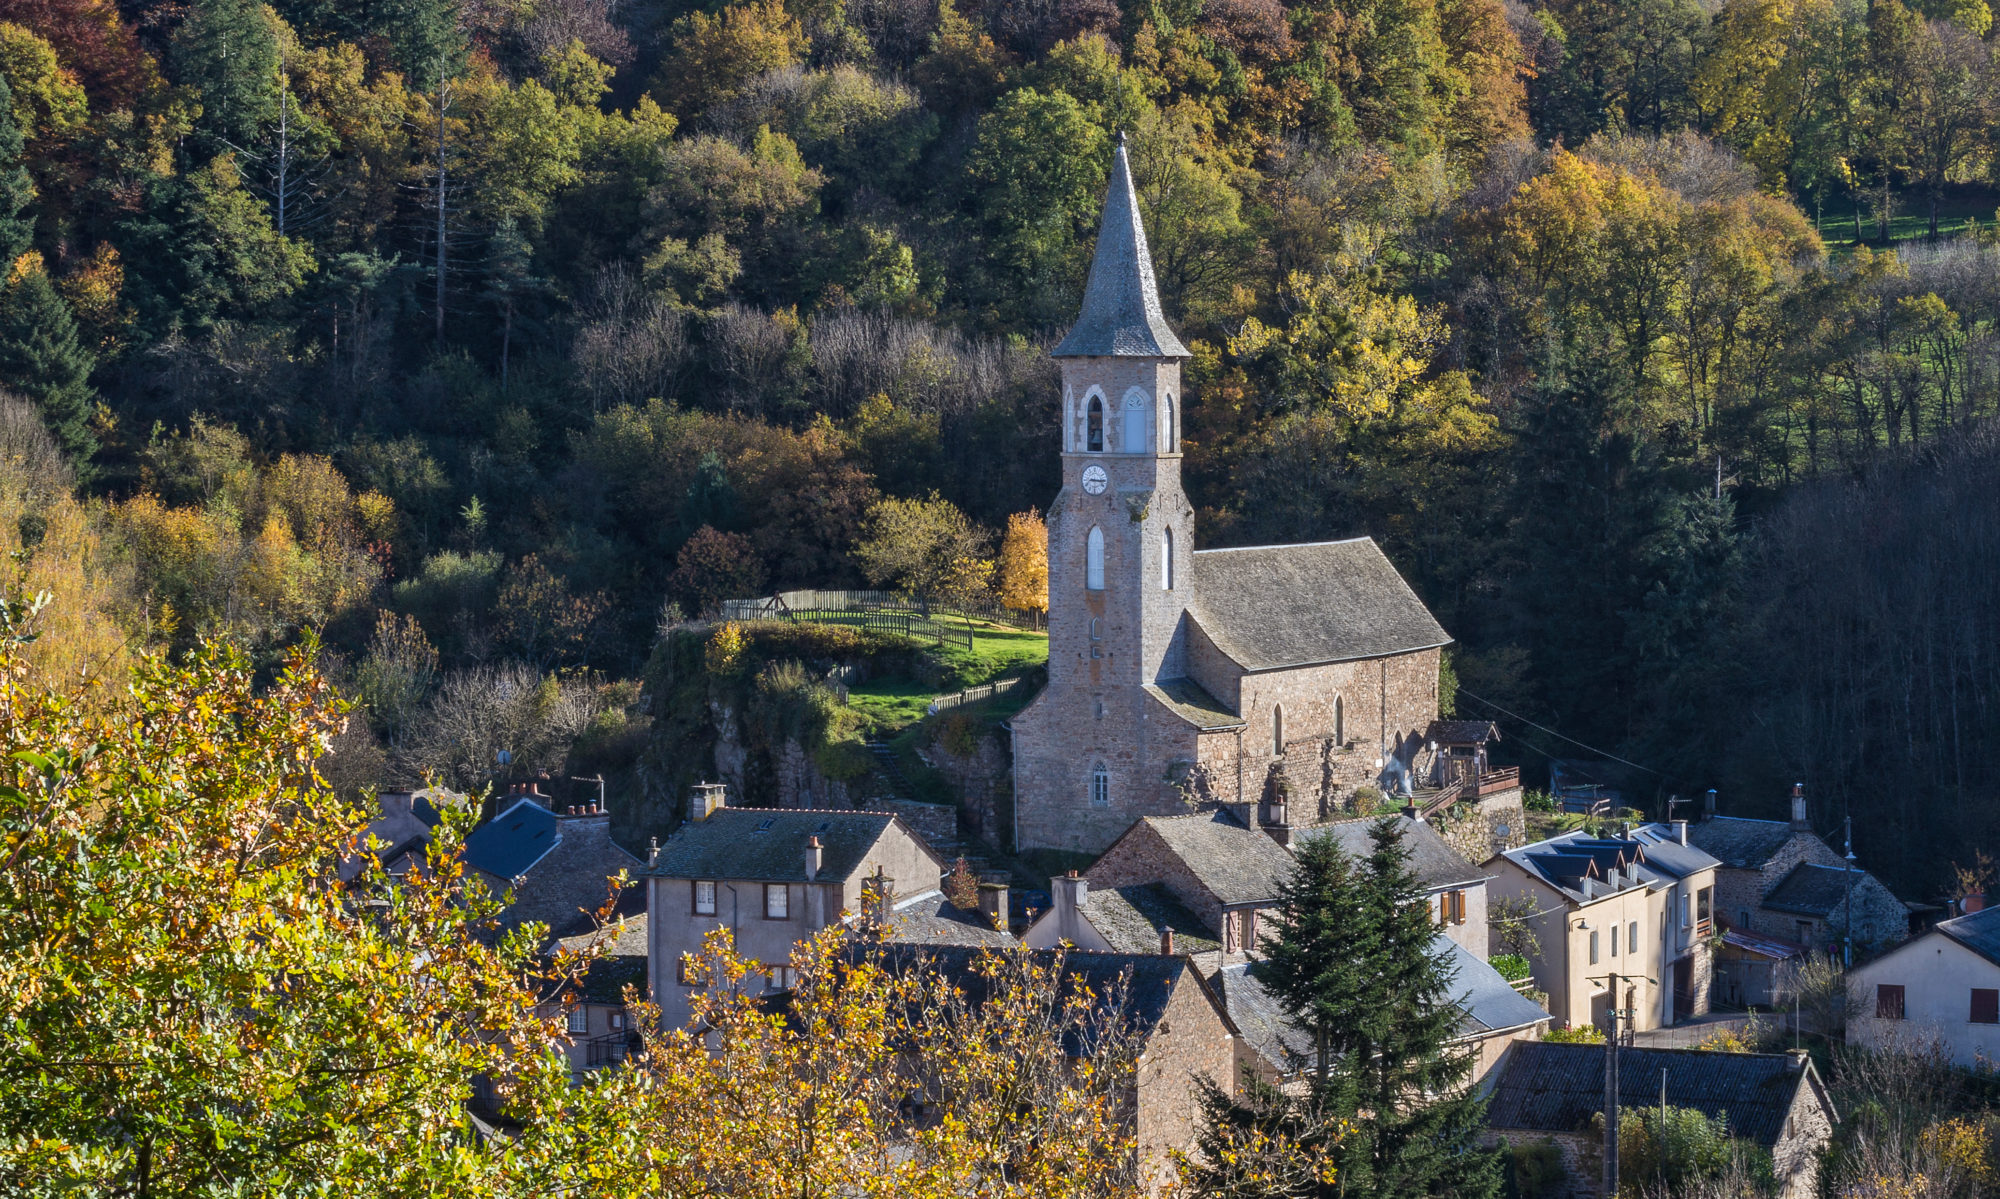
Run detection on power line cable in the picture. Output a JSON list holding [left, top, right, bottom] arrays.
[[1454, 688, 1663, 777]]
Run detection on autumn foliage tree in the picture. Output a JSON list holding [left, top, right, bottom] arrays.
[[996, 507, 1048, 617]]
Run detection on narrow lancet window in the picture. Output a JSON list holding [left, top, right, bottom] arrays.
[[1086, 526, 1105, 591], [1087, 396, 1104, 452]]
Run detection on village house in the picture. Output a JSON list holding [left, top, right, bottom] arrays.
[[1487, 828, 1720, 1032], [546, 914, 648, 1081], [1679, 786, 1910, 959], [860, 942, 1237, 1195], [1025, 807, 1298, 964], [338, 787, 456, 883], [1007, 133, 1454, 855], [1482, 1042, 1838, 1199], [1847, 900, 2000, 1069], [463, 783, 644, 939], [642, 782, 948, 1027]]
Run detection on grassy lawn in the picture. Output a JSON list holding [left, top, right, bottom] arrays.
[[1820, 183, 1998, 254], [841, 621, 1049, 739]]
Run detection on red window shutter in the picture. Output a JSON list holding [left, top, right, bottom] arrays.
[[1972, 989, 1998, 1025]]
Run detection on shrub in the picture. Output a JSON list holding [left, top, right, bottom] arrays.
[[1492, 953, 1531, 982], [1544, 1024, 1606, 1044], [1509, 1138, 1565, 1199]]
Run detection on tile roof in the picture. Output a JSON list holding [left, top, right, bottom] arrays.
[[1050, 135, 1189, 360], [1079, 883, 1222, 955], [1217, 935, 1549, 1079], [1683, 817, 1799, 869], [855, 943, 1218, 1053], [1145, 678, 1245, 730], [1123, 809, 1296, 906], [1485, 1043, 1829, 1147], [464, 797, 560, 880], [884, 889, 1018, 948], [1427, 720, 1500, 745], [1935, 905, 2000, 969], [555, 915, 650, 1003], [1496, 829, 1717, 904], [648, 809, 939, 884], [1763, 862, 1868, 918], [1295, 814, 1487, 893], [1189, 538, 1450, 671]]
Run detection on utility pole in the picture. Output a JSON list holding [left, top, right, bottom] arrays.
[[1604, 971, 1620, 1199]]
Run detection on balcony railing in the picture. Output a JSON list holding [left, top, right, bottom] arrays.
[[1465, 767, 1521, 798], [583, 1032, 641, 1069]]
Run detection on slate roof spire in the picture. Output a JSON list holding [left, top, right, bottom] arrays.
[[1052, 132, 1190, 359]]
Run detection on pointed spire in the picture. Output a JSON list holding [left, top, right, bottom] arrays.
[[1052, 132, 1190, 359]]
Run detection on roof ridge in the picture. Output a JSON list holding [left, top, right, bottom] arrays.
[[1191, 536, 1374, 555], [706, 807, 896, 818]]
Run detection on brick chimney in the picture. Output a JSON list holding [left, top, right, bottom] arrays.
[[1160, 926, 1175, 956], [1789, 783, 1809, 832], [690, 781, 728, 822], [1964, 892, 1986, 915], [1052, 871, 1089, 944], [804, 835, 822, 882]]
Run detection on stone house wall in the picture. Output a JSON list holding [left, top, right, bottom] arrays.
[[1774, 1077, 1835, 1199], [1705, 829, 1909, 953], [1133, 970, 1237, 1194], [1435, 789, 1527, 862]]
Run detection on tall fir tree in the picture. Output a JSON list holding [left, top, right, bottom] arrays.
[[1348, 820, 1503, 1199], [1184, 820, 1501, 1199], [0, 74, 32, 263], [171, 0, 282, 150], [0, 253, 96, 464]]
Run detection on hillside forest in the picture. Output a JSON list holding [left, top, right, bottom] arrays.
[[1, 0, 1999, 895]]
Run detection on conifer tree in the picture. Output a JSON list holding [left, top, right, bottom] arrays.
[[0, 75, 31, 263], [171, 0, 281, 150], [1349, 820, 1502, 1199], [0, 254, 95, 463]]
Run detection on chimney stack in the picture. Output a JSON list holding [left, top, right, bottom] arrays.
[[1160, 927, 1175, 956], [1264, 797, 1293, 848], [690, 781, 728, 821], [648, 836, 660, 867], [1789, 783, 1809, 832], [1704, 788, 1717, 821], [1965, 892, 1986, 915], [1787, 1048, 1809, 1073], [805, 835, 822, 882], [1673, 819, 1689, 846], [978, 881, 1011, 931], [1052, 871, 1089, 945]]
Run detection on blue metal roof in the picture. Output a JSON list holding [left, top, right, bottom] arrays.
[[464, 797, 559, 880]]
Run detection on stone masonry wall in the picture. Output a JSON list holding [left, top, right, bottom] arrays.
[[1133, 969, 1237, 1195], [1434, 789, 1528, 862], [1087, 820, 1228, 933]]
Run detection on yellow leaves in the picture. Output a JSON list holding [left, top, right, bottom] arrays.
[[996, 509, 1049, 615], [706, 620, 747, 676]]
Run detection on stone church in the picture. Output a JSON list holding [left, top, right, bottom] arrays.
[[1009, 137, 1453, 855]]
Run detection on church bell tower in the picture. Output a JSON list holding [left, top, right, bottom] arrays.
[[1045, 133, 1195, 732]]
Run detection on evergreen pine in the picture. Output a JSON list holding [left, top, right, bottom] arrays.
[[0, 74, 32, 262], [172, 0, 282, 149], [1348, 819, 1503, 1199], [0, 255, 96, 463], [1260, 830, 1378, 1086]]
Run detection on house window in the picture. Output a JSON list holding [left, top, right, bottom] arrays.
[[1087, 396, 1104, 452], [1164, 394, 1176, 450], [1629, 921, 1639, 956], [693, 879, 716, 915], [1589, 930, 1600, 965], [1089, 617, 1103, 659], [609, 1010, 626, 1031], [1121, 388, 1151, 453], [1696, 887, 1713, 927], [1242, 909, 1258, 949], [1086, 527, 1105, 591], [1090, 763, 1110, 807], [1439, 890, 1467, 926], [1738, 909, 1753, 930], [1272, 704, 1285, 757], [1973, 990, 1999, 1025], [1796, 921, 1812, 944], [1876, 984, 1906, 1020], [1162, 527, 1174, 590], [769, 966, 798, 992], [566, 1007, 589, 1034], [765, 884, 789, 920]]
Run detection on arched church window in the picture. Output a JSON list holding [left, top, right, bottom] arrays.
[[1121, 388, 1151, 454], [1087, 396, 1104, 452], [1333, 695, 1344, 745], [1162, 527, 1174, 590], [1164, 394, 1176, 451], [1090, 763, 1110, 807], [1086, 526, 1105, 591], [1273, 704, 1285, 756]]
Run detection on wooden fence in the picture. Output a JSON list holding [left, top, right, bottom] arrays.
[[719, 589, 1045, 646], [927, 668, 1047, 716]]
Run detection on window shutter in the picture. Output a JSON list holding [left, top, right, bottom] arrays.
[[1973, 989, 1999, 1025], [1876, 984, 1906, 1020]]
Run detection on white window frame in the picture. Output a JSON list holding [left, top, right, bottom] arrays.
[[693, 879, 716, 916], [1086, 527, 1105, 591], [1090, 764, 1110, 807], [765, 883, 789, 920], [566, 1007, 589, 1035]]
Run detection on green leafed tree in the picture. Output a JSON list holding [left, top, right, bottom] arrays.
[[963, 87, 1108, 328], [0, 253, 94, 463]]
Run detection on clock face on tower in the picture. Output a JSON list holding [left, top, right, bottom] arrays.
[[1081, 465, 1108, 495]]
